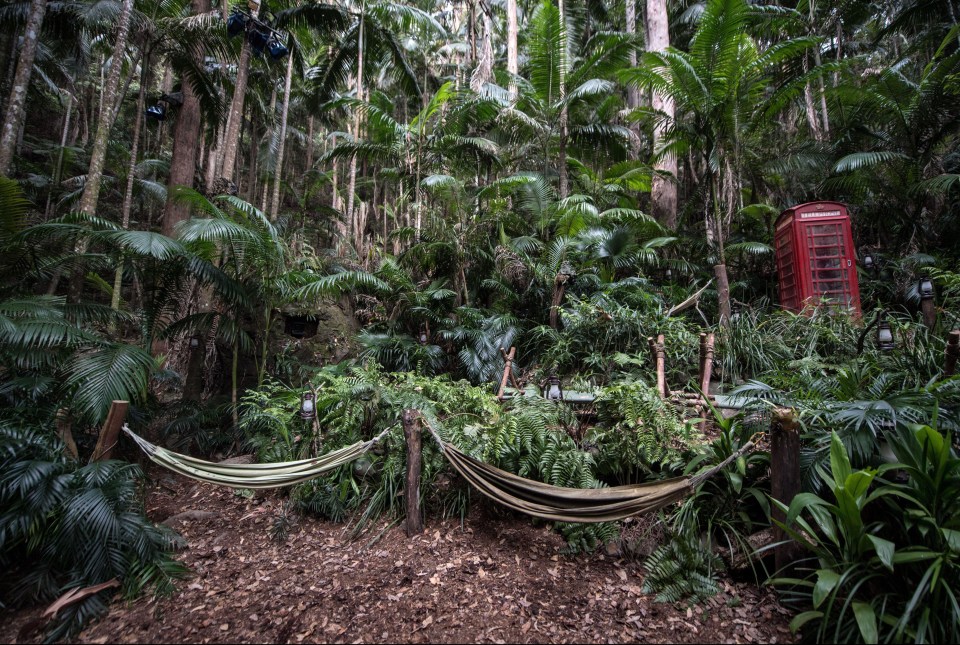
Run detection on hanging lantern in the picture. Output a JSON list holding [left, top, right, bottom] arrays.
[[300, 391, 316, 420], [227, 11, 247, 37], [267, 38, 289, 60], [918, 276, 934, 301], [248, 26, 271, 56], [145, 102, 167, 121], [862, 254, 874, 272], [877, 316, 895, 351], [544, 374, 563, 401], [189, 335, 200, 348], [664, 267, 673, 282]]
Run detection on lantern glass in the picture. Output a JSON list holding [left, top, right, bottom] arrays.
[[919, 277, 934, 299], [419, 332, 428, 345], [877, 322, 894, 350], [545, 376, 562, 401], [863, 254, 874, 270], [300, 392, 316, 419], [145, 103, 166, 121], [189, 336, 200, 348]]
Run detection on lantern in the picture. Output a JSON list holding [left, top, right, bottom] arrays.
[[189, 335, 200, 348], [227, 11, 247, 37], [544, 374, 563, 401], [862, 254, 874, 272], [774, 201, 861, 315], [145, 102, 167, 121], [918, 276, 934, 301], [300, 391, 316, 420], [877, 316, 894, 351], [248, 26, 271, 55], [267, 38, 289, 60]]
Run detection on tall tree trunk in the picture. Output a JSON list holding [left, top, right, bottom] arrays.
[[77, 0, 133, 217], [0, 0, 47, 176], [218, 1, 260, 188], [162, 0, 209, 237], [270, 44, 295, 220], [625, 0, 640, 110], [305, 115, 315, 170], [645, 0, 678, 229], [112, 57, 149, 316], [506, 0, 519, 99], [45, 93, 72, 217], [557, 0, 568, 199], [345, 3, 365, 246]]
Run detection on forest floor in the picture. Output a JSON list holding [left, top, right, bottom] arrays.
[[3, 468, 797, 644]]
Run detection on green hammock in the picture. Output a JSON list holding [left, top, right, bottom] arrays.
[[123, 425, 388, 489], [124, 423, 752, 522], [422, 423, 754, 523]]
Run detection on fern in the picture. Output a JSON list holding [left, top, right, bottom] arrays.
[[642, 524, 722, 603]]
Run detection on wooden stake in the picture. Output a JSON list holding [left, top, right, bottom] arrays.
[[497, 346, 517, 401], [698, 332, 715, 395], [91, 400, 129, 462], [56, 409, 78, 460], [921, 297, 937, 330], [771, 407, 801, 573], [944, 330, 959, 377], [647, 334, 668, 399], [403, 409, 424, 536]]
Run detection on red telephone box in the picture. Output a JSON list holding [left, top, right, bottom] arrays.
[[774, 201, 861, 316]]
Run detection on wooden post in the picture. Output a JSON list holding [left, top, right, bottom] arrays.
[[921, 297, 937, 330], [403, 409, 424, 536], [647, 334, 668, 399], [56, 409, 78, 460], [497, 346, 517, 401], [771, 407, 801, 573], [90, 400, 129, 462], [698, 332, 715, 395], [944, 330, 960, 377]]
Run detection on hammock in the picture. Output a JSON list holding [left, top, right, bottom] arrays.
[[423, 423, 754, 523], [122, 425, 389, 489]]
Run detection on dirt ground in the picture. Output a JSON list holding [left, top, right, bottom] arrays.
[[3, 470, 796, 644]]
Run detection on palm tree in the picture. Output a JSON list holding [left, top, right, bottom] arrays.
[[0, 0, 48, 176], [624, 0, 820, 323]]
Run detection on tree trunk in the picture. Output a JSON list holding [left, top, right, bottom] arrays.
[[345, 3, 365, 244], [0, 0, 47, 176], [111, 57, 149, 316], [218, 1, 260, 188], [77, 0, 133, 216], [625, 0, 641, 110], [714, 263, 731, 326], [557, 0, 568, 199], [162, 0, 209, 237], [45, 93, 72, 217], [65, 0, 133, 302], [270, 44, 295, 220], [506, 0, 519, 99], [645, 0, 678, 229]]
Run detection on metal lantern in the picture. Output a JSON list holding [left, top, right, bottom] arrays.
[[248, 27, 271, 56], [544, 374, 563, 401], [267, 38, 289, 60], [664, 267, 673, 282], [918, 276, 934, 301], [145, 102, 167, 121], [189, 335, 200, 348], [300, 391, 316, 420], [227, 11, 247, 37], [862, 254, 874, 272], [877, 316, 895, 351]]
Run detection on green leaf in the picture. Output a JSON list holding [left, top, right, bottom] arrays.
[[813, 569, 840, 608], [829, 432, 852, 489], [867, 535, 895, 570], [789, 610, 824, 633], [852, 601, 878, 644]]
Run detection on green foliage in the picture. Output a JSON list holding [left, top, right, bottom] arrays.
[[772, 428, 960, 644], [0, 424, 186, 641], [593, 380, 697, 481], [643, 523, 723, 604]]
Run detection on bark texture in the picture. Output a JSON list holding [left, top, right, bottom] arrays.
[[218, 1, 260, 187], [164, 0, 210, 237], [0, 0, 47, 175], [645, 0, 678, 229]]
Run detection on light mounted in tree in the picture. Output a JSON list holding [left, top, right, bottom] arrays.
[[267, 38, 289, 60], [227, 9, 247, 37], [189, 335, 200, 348], [544, 374, 563, 401], [145, 102, 167, 121], [418, 322, 429, 346], [877, 314, 895, 351], [300, 391, 316, 420], [862, 253, 875, 272], [918, 276, 934, 301]]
